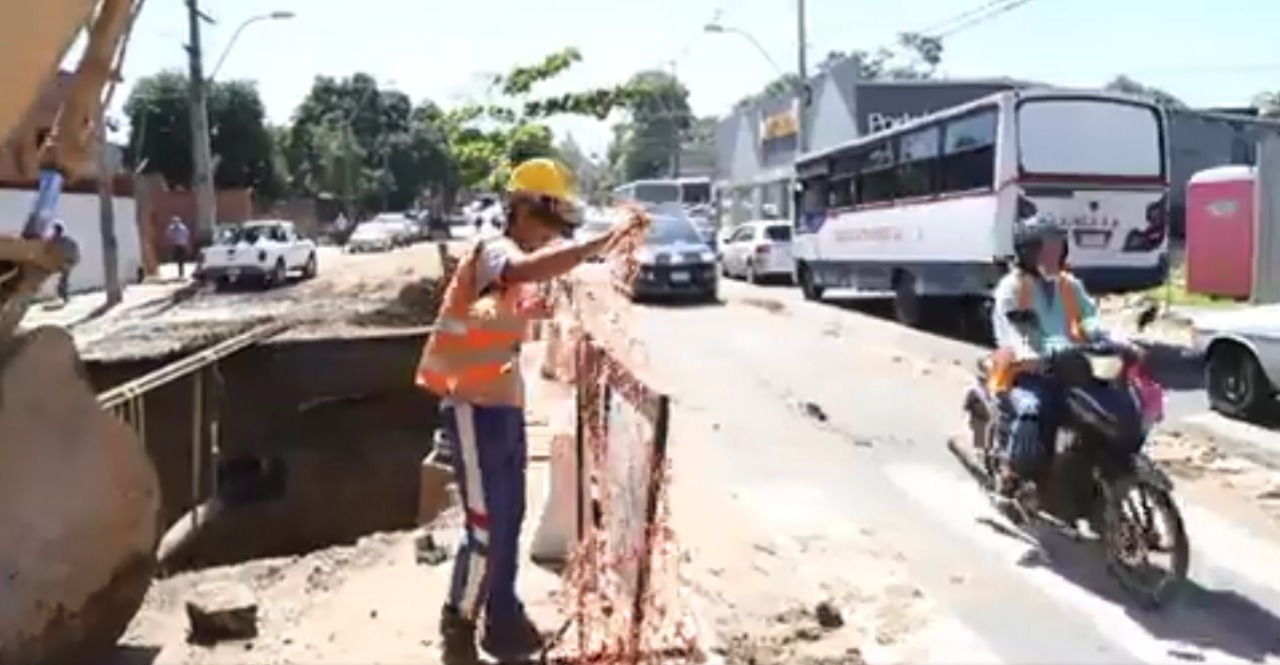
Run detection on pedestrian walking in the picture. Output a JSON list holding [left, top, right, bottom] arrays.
[[415, 158, 648, 663], [165, 216, 192, 278], [45, 220, 79, 302]]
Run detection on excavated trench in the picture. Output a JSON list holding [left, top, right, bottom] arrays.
[[84, 329, 442, 573]]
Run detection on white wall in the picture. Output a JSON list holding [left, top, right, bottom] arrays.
[[0, 188, 142, 298]]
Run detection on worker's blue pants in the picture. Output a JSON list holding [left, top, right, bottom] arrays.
[[441, 402, 528, 626], [998, 374, 1062, 476]]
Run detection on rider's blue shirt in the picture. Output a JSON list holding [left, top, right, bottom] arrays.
[[991, 271, 1106, 361]]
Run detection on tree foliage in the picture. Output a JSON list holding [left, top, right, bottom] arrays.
[[124, 71, 282, 202], [1104, 76, 1186, 109], [444, 48, 649, 191], [736, 32, 945, 109], [283, 73, 451, 214], [606, 70, 694, 182]]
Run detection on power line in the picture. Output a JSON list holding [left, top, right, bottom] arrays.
[[931, 0, 1039, 39], [913, 0, 1014, 36]]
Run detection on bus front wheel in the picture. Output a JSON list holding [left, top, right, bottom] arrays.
[[893, 271, 922, 328], [799, 263, 825, 301]]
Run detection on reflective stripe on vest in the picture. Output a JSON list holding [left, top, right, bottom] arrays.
[[416, 243, 528, 402], [987, 272, 1086, 392]]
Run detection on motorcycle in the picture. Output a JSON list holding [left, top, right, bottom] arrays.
[[951, 304, 1190, 608]]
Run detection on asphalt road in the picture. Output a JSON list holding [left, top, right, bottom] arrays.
[[627, 277, 1280, 664]]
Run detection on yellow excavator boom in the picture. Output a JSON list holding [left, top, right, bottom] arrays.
[[0, 0, 141, 337]]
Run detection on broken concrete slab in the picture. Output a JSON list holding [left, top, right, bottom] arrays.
[[186, 581, 259, 644], [0, 326, 160, 665]]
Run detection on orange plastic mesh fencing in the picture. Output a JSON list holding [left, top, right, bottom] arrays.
[[540, 206, 703, 664]]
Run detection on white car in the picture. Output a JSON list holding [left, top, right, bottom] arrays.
[[369, 214, 417, 246], [718, 220, 794, 284], [197, 220, 317, 289], [1192, 304, 1280, 420], [345, 221, 396, 253]]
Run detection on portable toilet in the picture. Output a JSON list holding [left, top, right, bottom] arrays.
[[1185, 165, 1254, 299]]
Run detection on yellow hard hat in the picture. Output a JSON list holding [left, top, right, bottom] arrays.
[[506, 158, 576, 203]]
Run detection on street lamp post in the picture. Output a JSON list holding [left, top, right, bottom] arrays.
[[185, 7, 295, 240], [705, 0, 809, 153], [208, 11, 296, 82]]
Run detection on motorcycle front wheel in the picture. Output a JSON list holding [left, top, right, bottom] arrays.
[[1099, 478, 1190, 609]]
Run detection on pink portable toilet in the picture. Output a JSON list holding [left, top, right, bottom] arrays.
[[1185, 165, 1255, 299]]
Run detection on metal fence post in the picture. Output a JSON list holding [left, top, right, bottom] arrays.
[[1253, 136, 1280, 304]]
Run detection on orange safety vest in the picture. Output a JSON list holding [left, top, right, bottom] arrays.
[[416, 240, 536, 405], [987, 272, 1086, 393]]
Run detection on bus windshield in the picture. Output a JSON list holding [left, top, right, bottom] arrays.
[[1017, 98, 1164, 180], [681, 181, 711, 205], [632, 182, 681, 204]]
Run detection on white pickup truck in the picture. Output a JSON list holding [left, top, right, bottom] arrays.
[[196, 220, 318, 289]]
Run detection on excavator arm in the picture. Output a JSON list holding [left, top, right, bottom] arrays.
[[0, 0, 142, 336]]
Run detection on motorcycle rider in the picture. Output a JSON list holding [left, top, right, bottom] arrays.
[[987, 214, 1141, 509]]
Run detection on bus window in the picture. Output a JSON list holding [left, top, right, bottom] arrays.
[[897, 126, 941, 199], [798, 176, 828, 232], [940, 108, 997, 193], [857, 141, 899, 204], [682, 181, 711, 205]]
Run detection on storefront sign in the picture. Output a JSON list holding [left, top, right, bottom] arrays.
[[761, 109, 798, 140]]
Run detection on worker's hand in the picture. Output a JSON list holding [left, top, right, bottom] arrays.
[[606, 206, 650, 251]]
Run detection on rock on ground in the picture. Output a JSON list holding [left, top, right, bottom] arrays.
[[186, 581, 259, 644]]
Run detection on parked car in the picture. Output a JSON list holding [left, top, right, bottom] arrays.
[[624, 210, 718, 302], [369, 213, 417, 246], [345, 221, 397, 253], [196, 220, 317, 289], [719, 220, 795, 284], [1192, 305, 1280, 420]]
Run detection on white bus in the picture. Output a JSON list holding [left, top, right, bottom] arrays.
[[612, 177, 712, 207], [791, 88, 1170, 327]]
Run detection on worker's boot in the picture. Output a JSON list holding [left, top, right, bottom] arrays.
[[439, 606, 479, 664], [481, 612, 545, 660]]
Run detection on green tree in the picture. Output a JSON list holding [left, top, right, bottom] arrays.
[[607, 70, 693, 182], [285, 73, 453, 214], [444, 48, 649, 191], [124, 71, 282, 202], [1105, 76, 1186, 108], [736, 32, 945, 109]]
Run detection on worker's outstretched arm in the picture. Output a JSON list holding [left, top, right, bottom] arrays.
[[503, 213, 647, 285]]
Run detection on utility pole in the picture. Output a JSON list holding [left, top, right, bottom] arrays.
[[185, 0, 217, 239], [1253, 136, 1280, 303], [794, 0, 809, 156], [667, 60, 682, 178], [97, 119, 121, 305]]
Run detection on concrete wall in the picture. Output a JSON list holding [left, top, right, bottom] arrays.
[[0, 189, 144, 296], [85, 330, 439, 570]]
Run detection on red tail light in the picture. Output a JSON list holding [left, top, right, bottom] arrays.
[[755, 245, 771, 255], [1123, 196, 1167, 252]]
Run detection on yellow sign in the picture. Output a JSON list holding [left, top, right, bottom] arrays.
[[761, 110, 798, 140]]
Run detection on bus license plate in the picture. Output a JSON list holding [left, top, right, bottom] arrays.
[[1076, 230, 1110, 248], [669, 270, 690, 283], [228, 268, 240, 279]]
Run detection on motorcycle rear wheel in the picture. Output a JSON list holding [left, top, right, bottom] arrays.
[[1100, 479, 1190, 609]]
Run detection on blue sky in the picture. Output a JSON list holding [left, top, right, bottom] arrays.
[[98, 0, 1280, 156]]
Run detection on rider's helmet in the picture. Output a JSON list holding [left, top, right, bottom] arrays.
[[1012, 214, 1068, 274]]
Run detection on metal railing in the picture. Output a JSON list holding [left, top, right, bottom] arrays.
[[98, 321, 290, 539]]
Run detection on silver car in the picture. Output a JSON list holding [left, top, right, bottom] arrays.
[[1192, 304, 1280, 420]]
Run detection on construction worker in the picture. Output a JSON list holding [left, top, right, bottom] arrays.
[[417, 158, 647, 662]]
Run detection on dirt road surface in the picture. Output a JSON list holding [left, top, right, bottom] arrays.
[[34, 244, 447, 361], [93, 244, 1280, 663]]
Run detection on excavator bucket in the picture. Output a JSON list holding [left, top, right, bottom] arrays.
[[0, 326, 160, 664], [0, 0, 98, 150]]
